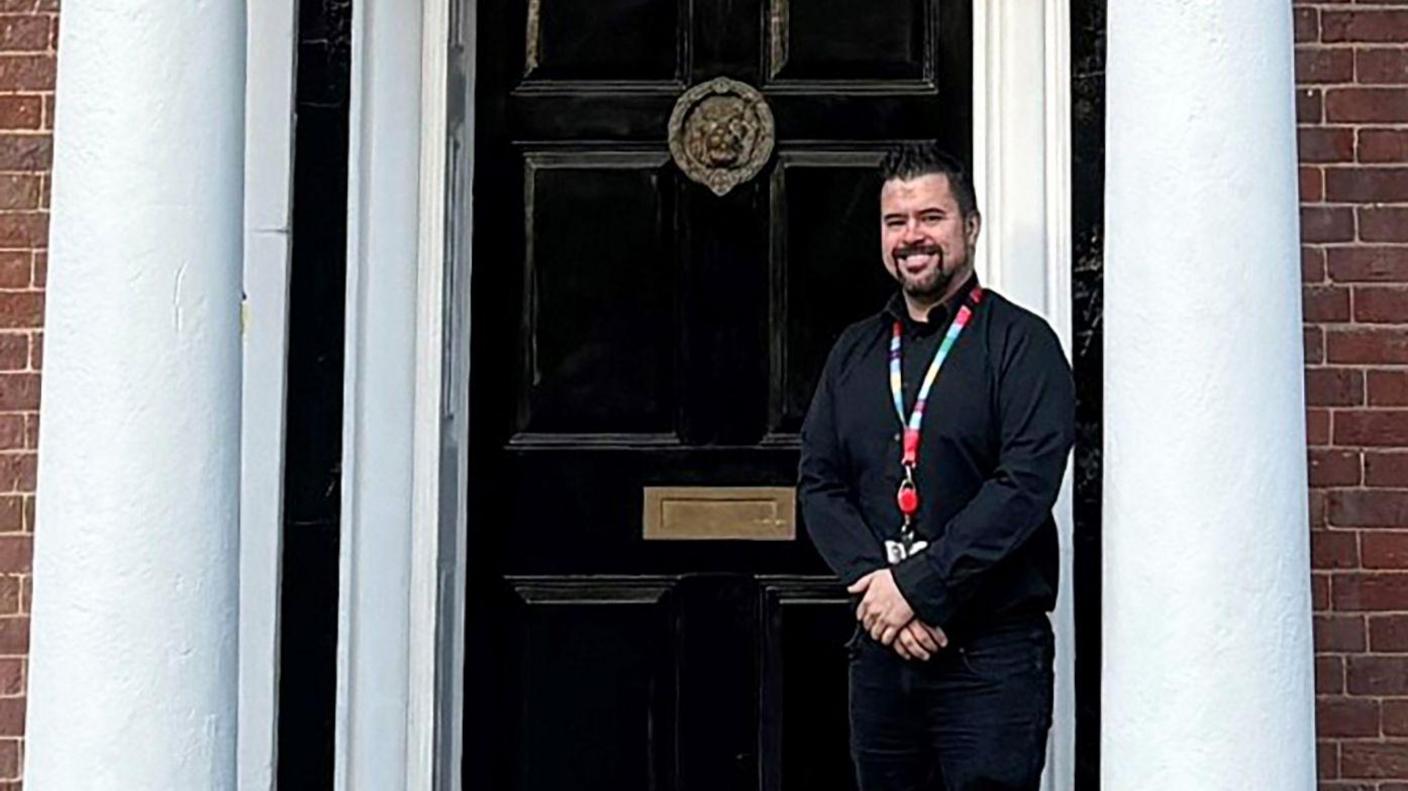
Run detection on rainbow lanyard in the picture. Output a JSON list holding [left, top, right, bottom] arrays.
[[888, 286, 983, 543]]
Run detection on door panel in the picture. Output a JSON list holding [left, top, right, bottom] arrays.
[[469, 0, 971, 787]]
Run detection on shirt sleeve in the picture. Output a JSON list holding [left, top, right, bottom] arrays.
[[891, 317, 1076, 627], [798, 339, 889, 586]]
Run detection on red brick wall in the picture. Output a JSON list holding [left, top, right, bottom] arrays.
[[0, 1, 53, 788], [1299, 3, 1408, 788]]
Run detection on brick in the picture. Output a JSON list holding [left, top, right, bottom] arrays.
[[1360, 207, 1408, 243], [1343, 741, 1408, 779], [1332, 247, 1408, 282], [1323, 10, 1408, 43], [1362, 129, 1408, 164], [26, 415, 40, 452], [1337, 411, 1408, 445], [1306, 246, 1327, 283], [1365, 533, 1408, 568], [0, 293, 41, 330], [0, 253, 26, 290], [0, 133, 49, 172], [0, 419, 18, 452], [0, 579, 17, 617], [31, 330, 41, 368], [0, 15, 47, 51], [1308, 368, 1363, 406], [0, 617, 26, 655], [0, 54, 50, 90], [1321, 738, 1340, 781], [29, 251, 41, 288], [1363, 387, 1408, 427], [1328, 328, 1408, 364], [1316, 573, 1333, 610], [1327, 168, 1408, 202], [1356, 287, 1408, 323], [1330, 490, 1408, 526], [0, 213, 45, 249], [1314, 490, 1329, 529], [1319, 696, 1379, 737], [1308, 326, 1326, 365], [1361, 48, 1408, 85], [1327, 89, 1408, 123], [1335, 573, 1408, 610], [1315, 528, 1361, 569], [1312, 449, 1363, 486], [0, 335, 25, 372], [1309, 407, 1331, 446], [0, 374, 36, 412], [1389, 701, 1408, 738], [1319, 655, 1345, 694], [1373, 615, 1408, 652], [0, 499, 20, 536], [0, 174, 39, 212], [1296, 8, 1318, 43], [1301, 165, 1324, 203], [1368, 451, 1408, 485], [1303, 206, 1356, 243], [0, 738, 17, 780], [1298, 47, 1354, 83], [1299, 128, 1354, 164], [0, 96, 38, 132], [1306, 284, 1352, 321], [1317, 614, 1368, 651], [1349, 655, 1408, 695], [1299, 89, 1324, 125]]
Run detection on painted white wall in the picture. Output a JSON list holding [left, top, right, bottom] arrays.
[[26, 2, 246, 789], [972, 2, 1074, 786], [1102, 2, 1315, 788], [240, 1, 299, 788], [335, 2, 424, 790]]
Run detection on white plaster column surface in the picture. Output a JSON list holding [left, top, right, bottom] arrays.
[[1103, 2, 1314, 789], [26, 2, 245, 789]]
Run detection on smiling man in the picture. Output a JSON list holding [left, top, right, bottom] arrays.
[[798, 144, 1075, 790]]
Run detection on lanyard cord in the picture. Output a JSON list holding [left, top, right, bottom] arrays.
[[889, 286, 983, 532]]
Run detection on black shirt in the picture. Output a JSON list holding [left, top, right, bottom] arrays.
[[798, 275, 1075, 634]]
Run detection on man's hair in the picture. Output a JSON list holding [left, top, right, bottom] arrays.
[[879, 143, 979, 218]]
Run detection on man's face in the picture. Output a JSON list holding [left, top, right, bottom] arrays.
[[879, 173, 981, 304]]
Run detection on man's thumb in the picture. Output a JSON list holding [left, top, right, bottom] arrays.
[[846, 574, 873, 594]]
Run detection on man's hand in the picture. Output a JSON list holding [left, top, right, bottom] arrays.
[[848, 569, 919, 646], [892, 620, 948, 661]]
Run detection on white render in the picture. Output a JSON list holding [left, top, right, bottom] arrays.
[[1103, 2, 1315, 789], [26, 2, 245, 789], [971, 1, 1074, 786], [334, 0, 424, 788]]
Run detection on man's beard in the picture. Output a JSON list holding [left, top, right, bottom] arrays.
[[893, 243, 953, 303]]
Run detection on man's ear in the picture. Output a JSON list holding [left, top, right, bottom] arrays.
[[965, 211, 982, 247]]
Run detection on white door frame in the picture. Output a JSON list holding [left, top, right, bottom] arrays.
[[337, 1, 1074, 787]]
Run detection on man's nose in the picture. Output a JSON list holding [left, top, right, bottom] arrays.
[[900, 220, 924, 243]]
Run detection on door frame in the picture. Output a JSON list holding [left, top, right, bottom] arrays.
[[336, 1, 1074, 788]]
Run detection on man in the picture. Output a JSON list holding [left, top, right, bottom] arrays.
[[798, 144, 1075, 791]]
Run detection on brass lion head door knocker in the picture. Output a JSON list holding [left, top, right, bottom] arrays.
[[668, 77, 776, 197]]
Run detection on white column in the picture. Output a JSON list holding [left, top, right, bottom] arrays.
[[26, 3, 245, 789], [1103, 2, 1314, 789]]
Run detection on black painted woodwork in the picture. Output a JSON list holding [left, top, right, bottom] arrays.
[[467, 1, 971, 788], [277, 0, 352, 787]]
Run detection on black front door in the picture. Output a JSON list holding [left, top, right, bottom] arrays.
[[466, 2, 971, 788]]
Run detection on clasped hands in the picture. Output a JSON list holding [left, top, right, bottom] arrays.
[[848, 569, 948, 662]]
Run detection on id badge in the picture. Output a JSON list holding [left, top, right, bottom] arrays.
[[884, 538, 929, 565]]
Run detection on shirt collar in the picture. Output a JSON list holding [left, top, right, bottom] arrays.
[[884, 273, 981, 335]]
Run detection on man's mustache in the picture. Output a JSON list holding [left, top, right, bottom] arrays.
[[894, 243, 943, 259]]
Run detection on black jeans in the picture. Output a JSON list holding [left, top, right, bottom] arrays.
[[847, 614, 1054, 791]]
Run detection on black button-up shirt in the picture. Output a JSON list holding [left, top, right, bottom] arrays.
[[798, 276, 1075, 634]]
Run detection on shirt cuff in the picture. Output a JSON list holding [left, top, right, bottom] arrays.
[[892, 554, 955, 628]]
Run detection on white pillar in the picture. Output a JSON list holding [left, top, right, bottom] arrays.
[[1103, 2, 1314, 789], [26, 3, 245, 789]]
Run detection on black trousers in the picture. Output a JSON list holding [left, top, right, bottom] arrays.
[[847, 614, 1055, 791]]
